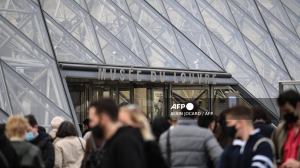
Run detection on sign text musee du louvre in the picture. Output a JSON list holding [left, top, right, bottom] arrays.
[[97, 67, 217, 84]]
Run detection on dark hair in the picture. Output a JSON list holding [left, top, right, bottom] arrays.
[[56, 121, 77, 138], [90, 98, 119, 121], [277, 90, 300, 108], [198, 115, 217, 128], [83, 119, 90, 126], [25, 114, 38, 127], [252, 106, 271, 124], [226, 106, 253, 121]]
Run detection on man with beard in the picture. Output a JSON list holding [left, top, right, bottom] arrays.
[[273, 90, 300, 168], [85, 99, 146, 168]]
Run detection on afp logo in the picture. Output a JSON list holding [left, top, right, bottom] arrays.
[[170, 102, 194, 111]]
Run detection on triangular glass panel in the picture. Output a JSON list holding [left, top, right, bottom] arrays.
[[211, 34, 268, 98], [93, 19, 146, 66], [258, 3, 300, 60], [206, 0, 236, 26], [86, 0, 148, 64], [45, 15, 101, 64], [145, 0, 169, 18], [175, 30, 222, 71], [0, 64, 12, 115], [127, 0, 187, 66], [0, 108, 9, 123], [284, 5, 300, 38], [275, 41, 300, 80], [176, 0, 205, 23], [281, 0, 300, 16], [2, 62, 72, 127], [196, 0, 256, 69], [137, 27, 186, 69], [228, 0, 286, 70], [258, 0, 296, 34], [161, 0, 223, 67], [0, 18, 70, 112], [42, 0, 104, 62], [111, 0, 131, 15], [231, 0, 266, 28], [245, 39, 290, 89], [0, 0, 53, 56]]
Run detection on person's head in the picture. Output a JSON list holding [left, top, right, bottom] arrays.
[[252, 106, 271, 124], [225, 106, 253, 140], [88, 102, 101, 128], [5, 116, 29, 140], [118, 104, 154, 141], [56, 121, 77, 138], [24, 114, 39, 141], [93, 98, 119, 128], [277, 90, 300, 123], [83, 118, 90, 130], [49, 116, 65, 139], [198, 115, 217, 132], [151, 116, 170, 141]]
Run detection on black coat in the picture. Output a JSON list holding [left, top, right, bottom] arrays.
[[0, 129, 20, 168], [30, 130, 54, 168], [144, 141, 168, 168]]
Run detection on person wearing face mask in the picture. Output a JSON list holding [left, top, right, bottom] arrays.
[[219, 106, 275, 168], [25, 115, 54, 168], [6, 116, 45, 168], [272, 90, 300, 168]]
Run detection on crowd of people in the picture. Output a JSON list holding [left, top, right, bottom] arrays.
[[0, 89, 300, 168]]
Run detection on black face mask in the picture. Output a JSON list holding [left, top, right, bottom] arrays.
[[283, 113, 298, 124], [226, 125, 237, 138], [91, 125, 104, 139]]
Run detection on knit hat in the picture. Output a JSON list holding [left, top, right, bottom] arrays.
[[49, 116, 65, 139]]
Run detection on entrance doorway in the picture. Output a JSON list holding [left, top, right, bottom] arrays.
[[67, 78, 248, 124]]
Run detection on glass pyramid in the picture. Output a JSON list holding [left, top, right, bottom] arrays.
[[0, 0, 299, 126]]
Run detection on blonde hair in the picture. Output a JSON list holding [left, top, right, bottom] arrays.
[[127, 105, 155, 141], [6, 115, 29, 139]]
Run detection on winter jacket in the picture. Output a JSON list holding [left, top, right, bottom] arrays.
[[11, 141, 45, 168], [159, 119, 223, 168], [54, 136, 86, 168], [272, 122, 300, 164], [30, 131, 54, 168], [254, 121, 274, 138], [0, 130, 20, 168]]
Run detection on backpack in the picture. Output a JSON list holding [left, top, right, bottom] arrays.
[[85, 136, 105, 168]]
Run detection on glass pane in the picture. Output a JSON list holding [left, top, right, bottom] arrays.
[[175, 30, 222, 71], [228, 0, 286, 69], [211, 34, 268, 98], [86, 0, 148, 64], [281, 0, 300, 16], [134, 88, 147, 115], [42, 0, 104, 62], [258, 0, 296, 34], [258, 3, 300, 60], [206, 0, 236, 25], [0, 64, 11, 115], [284, 6, 300, 38], [127, 0, 187, 66], [119, 90, 130, 104], [196, 0, 256, 68], [162, 0, 223, 67], [0, 18, 70, 113], [146, 0, 169, 18], [0, 109, 9, 123], [112, 0, 131, 15], [231, 0, 266, 28], [152, 89, 164, 119], [93, 19, 147, 66], [45, 15, 101, 64], [176, 0, 204, 23], [0, 0, 53, 56], [2, 63, 72, 127], [245, 39, 290, 89], [275, 41, 300, 80], [137, 28, 186, 69]]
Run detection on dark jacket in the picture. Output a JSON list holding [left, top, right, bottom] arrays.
[[100, 126, 147, 168], [159, 119, 223, 168], [144, 140, 168, 168], [217, 139, 244, 168], [30, 130, 54, 168], [0, 130, 20, 168], [253, 121, 274, 138], [11, 141, 45, 168]]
